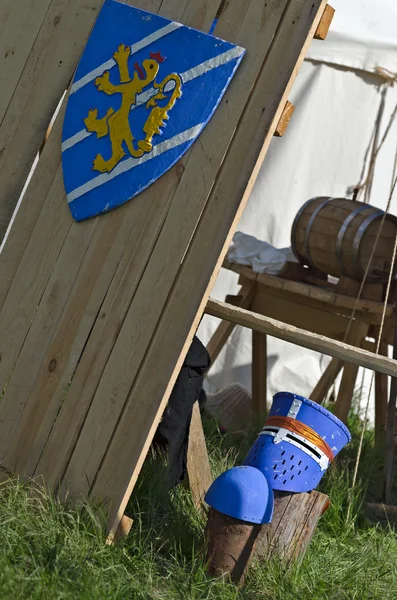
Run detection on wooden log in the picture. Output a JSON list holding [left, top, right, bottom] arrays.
[[205, 508, 261, 584], [186, 402, 212, 510], [255, 490, 329, 565], [314, 4, 335, 40], [310, 357, 343, 404], [205, 299, 397, 378], [274, 100, 295, 137]]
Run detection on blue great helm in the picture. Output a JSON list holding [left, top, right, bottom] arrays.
[[204, 466, 274, 524], [243, 392, 351, 493]]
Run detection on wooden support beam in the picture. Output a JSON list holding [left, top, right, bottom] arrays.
[[334, 321, 368, 424], [252, 331, 267, 414], [205, 299, 397, 377], [310, 357, 343, 404], [314, 4, 335, 40], [274, 101, 295, 137], [186, 402, 212, 511]]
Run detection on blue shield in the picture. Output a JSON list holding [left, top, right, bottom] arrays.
[[62, 0, 245, 221]]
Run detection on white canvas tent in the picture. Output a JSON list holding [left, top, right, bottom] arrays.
[[198, 0, 397, 422]]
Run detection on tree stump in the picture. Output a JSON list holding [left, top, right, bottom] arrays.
[[205, 508, 261, 585], [255, 490, 330, 565]]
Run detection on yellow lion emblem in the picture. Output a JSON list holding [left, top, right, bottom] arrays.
[[84, 44, 182, 173]]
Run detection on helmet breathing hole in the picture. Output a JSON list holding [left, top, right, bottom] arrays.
[[281, 451, 285, 456], [298, 470, 301, 475], [290, 455, 294, 460]]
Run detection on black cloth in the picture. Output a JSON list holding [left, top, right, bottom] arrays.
[[153, 336, 210, 487]]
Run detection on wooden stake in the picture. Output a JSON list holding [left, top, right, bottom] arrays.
[[186, 402, 212, 510]]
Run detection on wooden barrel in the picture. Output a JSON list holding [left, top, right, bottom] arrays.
[[291, 197, 397, 282]]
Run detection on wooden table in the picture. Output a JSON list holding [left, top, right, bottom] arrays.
[[206, 261, 395, 438]]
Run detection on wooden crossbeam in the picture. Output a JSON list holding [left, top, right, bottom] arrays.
[[205, 299, 397, 378]]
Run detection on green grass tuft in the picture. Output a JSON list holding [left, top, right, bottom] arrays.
[[0, 412, 396, 599]]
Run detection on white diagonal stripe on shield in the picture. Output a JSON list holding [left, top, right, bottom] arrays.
[[67, 123, 204, 204]]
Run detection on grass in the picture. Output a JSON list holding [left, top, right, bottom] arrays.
[[0, 412, 396, 599]]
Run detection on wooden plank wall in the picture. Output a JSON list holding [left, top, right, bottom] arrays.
[[0, 0, 327, 537], [0, 0, 104, 242]]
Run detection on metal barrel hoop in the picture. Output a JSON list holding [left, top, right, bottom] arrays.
[[352, 210, 384, 279], [335, 204, 372, 276], [303, 197, 337, 268]]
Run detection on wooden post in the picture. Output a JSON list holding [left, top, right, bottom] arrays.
[[375, 339, 389, 447], [255, 490, 330, 565], [205, 508, 261, 585], [310, 357, 343, 404], [384, 322, 397, 503], [186, 402, 212, 510], [252, 331, 267, 415]]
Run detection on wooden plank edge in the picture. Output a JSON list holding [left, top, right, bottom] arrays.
[[205, 298, 397, 377], [314, 4, 335, 40], [274, 101, 295, 137]]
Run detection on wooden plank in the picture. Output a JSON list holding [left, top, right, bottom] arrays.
[[4, 0, 220, 481], [205, 300, 397, 378], [0, 0, 105, 241], [186, 402, 212, 510], [314, 4, 335, 40], [334, 320, 368, 423], [375, 340, 389, 446], [310, 357, 343, 404], [274, 100, 295, 137], [107, 515, 134, 545], [61, 0, 292, 505], [88, 0, 328, 536], [206, 280, 255, 364], [251, 289, 350, 340], [0, 0, 51, 123], [252, 331, 267, 414]]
